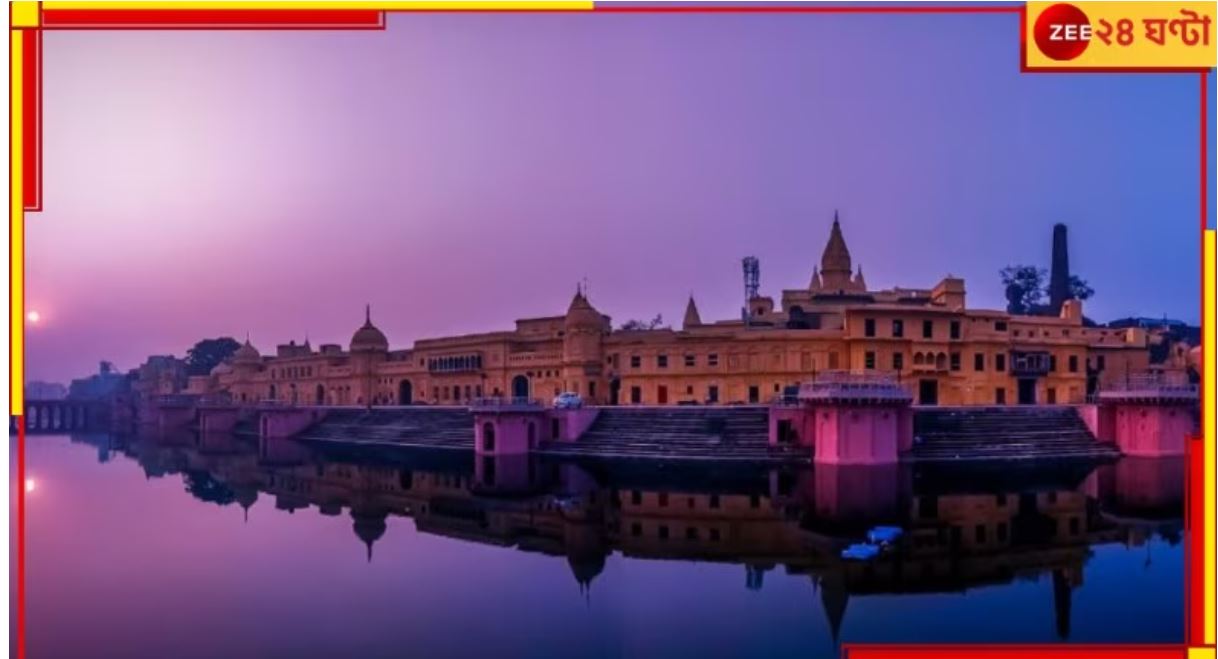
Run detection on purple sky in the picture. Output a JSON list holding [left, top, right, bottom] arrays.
[[26, 12, 1210, 383]]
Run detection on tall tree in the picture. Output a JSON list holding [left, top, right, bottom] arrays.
[[1000, 265, 1047, 315], [185, 337, 241, 376]]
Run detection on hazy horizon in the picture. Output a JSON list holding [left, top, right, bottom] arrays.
[[25, 12, 1212, 383]]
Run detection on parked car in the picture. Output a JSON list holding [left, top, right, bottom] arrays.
[[552, 392, 584, 409]]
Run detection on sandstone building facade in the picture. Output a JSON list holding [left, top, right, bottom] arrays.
[[197, 216, 1173, 408]]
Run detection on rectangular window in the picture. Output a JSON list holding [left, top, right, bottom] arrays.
[[1068, 355, 1079, 372], [922, 320, 934, 339], [892, 319, 904, 338], [630, 386, 642, 404], [707, 385, 719, 403], [1050, 355, 1058, 371], [996, 387, 1006, 404], [865, 351, 876, 370], [748, 386, 760, 404], [949, 352, 961, 371], [657, 354, 668, 368], [684, 354, 695, 367], [658, 493, 668, 507], [974, 353, 985, 371], [630, 355, 641, 369], [864, 318, 876, 337], [892, 353, 904, 370], [1047, 387, 1057, 404], [995, 320, 1008, 331], [996, 354, 1006, 372], [950, 321, 961, 340], [707, 353, 720, 368]]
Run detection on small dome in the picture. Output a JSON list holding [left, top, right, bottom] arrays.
[[565, 287, 604, 329], [210, 361, 233, 376], [350, 305, 389, 352], [232, 339, 261, 364]]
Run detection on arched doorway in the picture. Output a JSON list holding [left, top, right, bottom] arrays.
[[511, 375, 530, 399], [398, 380, 413, 405], [482, 422, 496, 452], [315, 384, 325, 405], [609, 378, 621, 406]]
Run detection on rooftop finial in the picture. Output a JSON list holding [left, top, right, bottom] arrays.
[[834, 208, 840, 225], [365, 303, 371, 325]]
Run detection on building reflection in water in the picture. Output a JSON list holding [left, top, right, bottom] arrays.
[[65, 431, 1183, 643]]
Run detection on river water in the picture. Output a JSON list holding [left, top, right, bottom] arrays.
[[21, 432, 1183, 658]]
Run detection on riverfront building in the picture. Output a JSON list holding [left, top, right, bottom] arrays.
[[196, 216, 1183, 408]]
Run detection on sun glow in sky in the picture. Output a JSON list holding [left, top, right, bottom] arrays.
[[24, 13, 1213, 383]]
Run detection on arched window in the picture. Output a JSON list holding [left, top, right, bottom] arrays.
[[913, 353, 925, 366], [935, 353, 947, 370]]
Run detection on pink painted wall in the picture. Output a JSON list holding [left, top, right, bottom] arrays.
[[1112, 404, 1195, 457], [1076, 404, 1116, 443], [474, 412, 546, 456], [897, 407, 915, 454], [768, 406, 817, 449], [550, 408, 600, 442], [814, 406, 902, 465]]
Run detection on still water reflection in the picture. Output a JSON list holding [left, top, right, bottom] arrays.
[[25, 432, 1182, 659]]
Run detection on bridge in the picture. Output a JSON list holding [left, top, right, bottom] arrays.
[[11, 399, 116, 434]]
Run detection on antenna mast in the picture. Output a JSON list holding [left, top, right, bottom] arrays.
[[742, 256, 760, 327]]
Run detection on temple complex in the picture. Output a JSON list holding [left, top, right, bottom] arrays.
[[189, 214, 1187, 408]]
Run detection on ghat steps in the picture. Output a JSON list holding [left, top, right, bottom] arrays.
[[289, 407, 475, 449], [539, 407, 809, 463], [910, 406, 1119, 462]]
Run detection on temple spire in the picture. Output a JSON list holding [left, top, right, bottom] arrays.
[[364, 303, 372, 326], [819, 210, 854, 290], [810, 266, 822, 291], [683, 295, 702, 329]]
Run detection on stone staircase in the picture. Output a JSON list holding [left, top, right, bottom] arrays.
[[539, 406, 810, 463], [292, 407, 475, 450], [910, 406, 1119, 462]]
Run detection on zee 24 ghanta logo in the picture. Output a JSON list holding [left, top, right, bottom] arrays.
[[1033, 2, 1212, 61]]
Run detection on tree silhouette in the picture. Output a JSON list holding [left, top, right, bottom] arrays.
[[1001, 266, 1046, 314], [185, 337, 241, 376]]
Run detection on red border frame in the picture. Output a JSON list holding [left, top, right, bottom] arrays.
[[9, 4, 1212, 659]]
